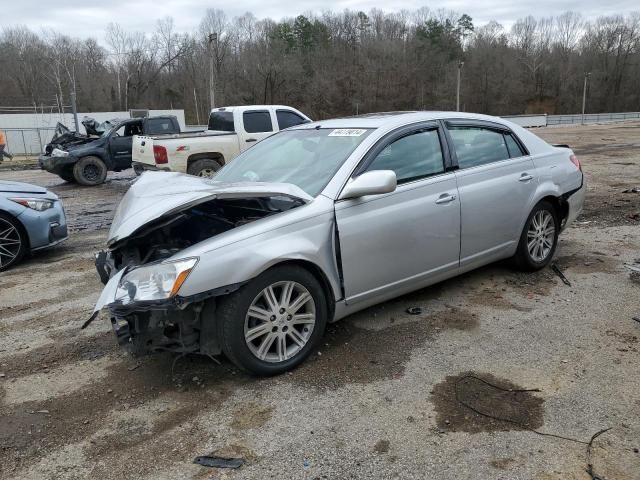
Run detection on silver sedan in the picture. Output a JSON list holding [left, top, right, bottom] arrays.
[[92, 112, 585, 375]]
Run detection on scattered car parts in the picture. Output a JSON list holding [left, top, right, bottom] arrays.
[[193, 456, 243, 469]]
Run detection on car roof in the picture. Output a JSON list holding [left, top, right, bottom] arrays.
[[292, 111, 512, 131], [211, 105, 299, 112]]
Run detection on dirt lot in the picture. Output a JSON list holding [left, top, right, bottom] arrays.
[[1, 122, 639, 480]]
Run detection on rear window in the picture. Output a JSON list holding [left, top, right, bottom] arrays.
[[243, 111, 273, 133], [146, 118, 175, 135], [208, 111, 235, 132]]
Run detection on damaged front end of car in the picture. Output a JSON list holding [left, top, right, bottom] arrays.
[[87, 171, 312, 357]]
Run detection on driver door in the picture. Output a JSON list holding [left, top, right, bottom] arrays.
[[335, 124, 461, 305], [109, 123, 139, 167]]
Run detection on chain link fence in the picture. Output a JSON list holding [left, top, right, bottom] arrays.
[[2, 112, 640, 155], [2, 127, 56, 157], [547, 112, 640, 126]]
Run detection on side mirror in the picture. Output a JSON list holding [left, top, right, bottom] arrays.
[[339, 170, 397, 200]]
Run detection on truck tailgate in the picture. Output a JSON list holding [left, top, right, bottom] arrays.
[[132, 135, 155, 166]]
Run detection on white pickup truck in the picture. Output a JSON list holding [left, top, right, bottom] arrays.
[[132, 105, 310, 177]]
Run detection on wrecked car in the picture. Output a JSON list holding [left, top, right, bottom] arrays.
[[39, 116, 181, 186], [91, 112, 585, 376]]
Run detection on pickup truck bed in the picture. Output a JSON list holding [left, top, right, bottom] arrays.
[[133, 131, 240, 176], [132, 105, 311, 177]]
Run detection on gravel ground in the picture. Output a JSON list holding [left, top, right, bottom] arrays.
[[0, 122, 639, 480]]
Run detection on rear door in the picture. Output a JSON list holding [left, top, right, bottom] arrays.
[[335, 123, 461, 305], [238, 110, 275, 151], [444, 120, 537, 267]]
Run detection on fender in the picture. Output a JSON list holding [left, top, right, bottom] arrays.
[[177, 210, 343, 302]]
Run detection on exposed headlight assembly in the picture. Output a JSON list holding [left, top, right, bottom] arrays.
[[10, 198, 54, 211], [115, 257, 198, 305], [51, 148, 69, 157]]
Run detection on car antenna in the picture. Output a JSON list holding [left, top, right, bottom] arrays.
[[315, 125, 321, 129]]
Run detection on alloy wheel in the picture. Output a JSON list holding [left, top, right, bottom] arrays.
[[527, 210, 555, 262], [244, 281, 316, 363], [0, 218, 22, 268], [84, 164, 100, 182]]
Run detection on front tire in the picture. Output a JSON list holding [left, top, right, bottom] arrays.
[[187, 158, 222, 178], [217, 265, 328, 376], [58, 169, 76, 183], [513, 201, 559, 271], [73, 156, 107, 186], [0, 213, 27, 272]]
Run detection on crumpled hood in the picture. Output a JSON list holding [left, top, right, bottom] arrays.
[[0, 180, 48, 195], [107, 171, 312, 247]]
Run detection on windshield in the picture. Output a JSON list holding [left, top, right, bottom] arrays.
[[99, 121, 119, 138], [214, 128, 373, 197]]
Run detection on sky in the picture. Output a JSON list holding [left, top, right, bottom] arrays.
[[5, 0, 640, 41]]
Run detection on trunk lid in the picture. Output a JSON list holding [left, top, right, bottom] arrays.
[[108, 171, 312, 246]]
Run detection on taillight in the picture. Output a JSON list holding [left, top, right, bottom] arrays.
[[569, 154, 582, 172], [153, 145, 168, 164]]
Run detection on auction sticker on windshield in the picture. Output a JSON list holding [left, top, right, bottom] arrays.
[[328, 129, 367, 137]]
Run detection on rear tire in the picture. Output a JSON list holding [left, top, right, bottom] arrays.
[[0, 213, 27, 272], [217, 265, 328, 376], [513, 201, 559, 271], [187, 158, 222, 178], [73, 156, 107, 186]]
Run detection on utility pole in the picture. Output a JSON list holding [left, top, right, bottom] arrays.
[[68, 64, 79, 132], [581, 72, 591, 125], [456, 61, 464, 112], [70, 90, 79, 132], [193, 87, 200, 125], [208, 33, 217, 111]]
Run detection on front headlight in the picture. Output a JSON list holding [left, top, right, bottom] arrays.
[[114, 257, 198, 305], [51, 148, 69, 157], [10, 198, 54, 211]]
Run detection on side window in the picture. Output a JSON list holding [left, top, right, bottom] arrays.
[[448, 126, 510, 169], [276, 110, 307, 130], [243, 111, 273, 133], [123, 122, 142, 137], [146, 118, 173, 135], [365, 129, 444, 184], [504, 133, 526, 158]]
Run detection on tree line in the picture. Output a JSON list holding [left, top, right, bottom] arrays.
[[1, 8, 639, 124]]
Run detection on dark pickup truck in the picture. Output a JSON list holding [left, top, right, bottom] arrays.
[[39, 116, 181, 185]]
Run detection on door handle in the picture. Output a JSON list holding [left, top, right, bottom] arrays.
[[435, 193, 457, 205], [245, 138, 257, 143], [519, 173, 534, 182]]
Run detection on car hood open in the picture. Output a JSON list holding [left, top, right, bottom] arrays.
[[107, 171, 313, 247], [0, 181, 48, 195]]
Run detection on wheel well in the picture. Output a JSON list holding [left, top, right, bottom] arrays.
[[187, 153, 225, 171], [0, 210, 30, 250], [268, 260, 336, 321], [539, 195, 569, 225]]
